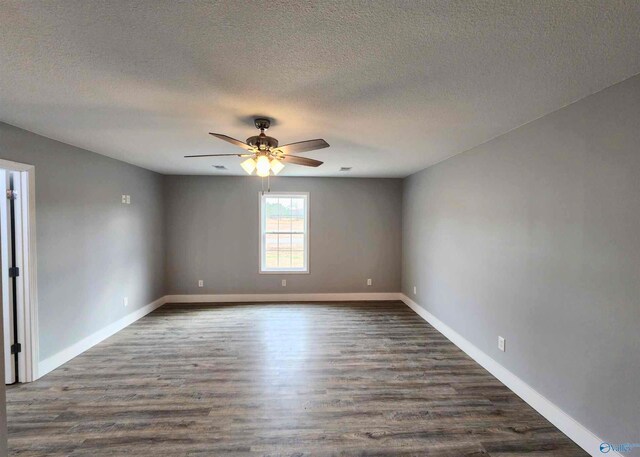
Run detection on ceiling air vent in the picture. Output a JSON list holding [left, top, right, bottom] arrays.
[[339, 167, 352, 172], [213, 165, 227, 170]]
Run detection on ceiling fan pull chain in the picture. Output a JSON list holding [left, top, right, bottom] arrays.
[[267, 173, 271, 193]]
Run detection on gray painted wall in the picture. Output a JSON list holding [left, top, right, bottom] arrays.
[[164, 176, 402, 294], [402, 75, 640, 444], [0, 122, 165, 360]]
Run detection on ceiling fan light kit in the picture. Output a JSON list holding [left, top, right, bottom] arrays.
[[185, 117, 329, 179], [240, 158, 256, 175], [255, 155, 271, 177], [239, 155, 284, 176], [269, 158, 284, 175]]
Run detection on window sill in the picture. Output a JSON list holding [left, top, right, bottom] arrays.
[[259, 269, 310, 275]]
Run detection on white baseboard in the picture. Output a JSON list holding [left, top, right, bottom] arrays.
[[37, 296, 167, 378], [399, 294, 617, 457], [165, 292, 402, 303]]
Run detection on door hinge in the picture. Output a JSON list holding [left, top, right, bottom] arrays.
[[8, 266, 19, 278], [10, 343, 21, 355], [6, 189, 18, 200]]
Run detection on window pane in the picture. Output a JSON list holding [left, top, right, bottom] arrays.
[[265, 198, 280, 231], [266, 215, 279, 232], [291, 198, 304, 214], [278, 215, 292, 232], [279, 198, 292, 216], [265, 234, 278, 268], [278, 250, 291, 268], [265, 198, 279, 217], [292, 250, 304, 268], [291, 216, 304, 232], [265, 250, 278, 268], [278, 234, 291, 251], [291, 198, 304, 232], [292, 234, 304, 251], [265, 234, 279, 251]]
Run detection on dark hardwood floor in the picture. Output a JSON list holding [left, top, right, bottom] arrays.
[[7, 301, 586, 456]]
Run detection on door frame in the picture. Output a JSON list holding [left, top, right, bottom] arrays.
[[0, 159, 38, 382]]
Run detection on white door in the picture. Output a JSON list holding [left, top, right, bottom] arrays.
[[0, 169, 16, 384]]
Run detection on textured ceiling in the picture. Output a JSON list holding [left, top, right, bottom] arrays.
[[1, 1, 640, 177]]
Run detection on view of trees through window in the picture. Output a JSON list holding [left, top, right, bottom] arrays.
[[263, 195, 306, 270]]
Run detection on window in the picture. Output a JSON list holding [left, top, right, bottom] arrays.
[[260, 192, 308, 273]]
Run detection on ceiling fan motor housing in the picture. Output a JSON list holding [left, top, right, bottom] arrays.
[[246, 134, 279, 151]]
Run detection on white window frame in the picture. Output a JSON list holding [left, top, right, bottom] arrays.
[[259, 191, 309, 274]]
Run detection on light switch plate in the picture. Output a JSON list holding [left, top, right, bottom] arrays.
[[498, 336, 506, 352]]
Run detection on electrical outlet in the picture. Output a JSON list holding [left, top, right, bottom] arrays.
[[123, 297, 128, 307], [282, 279, 286, 287], [367, 278, 372, 286], [121, 195, 126, 204], [498, 336, 505, 352], [198, 280, 204, 288], [126, 195, 131, 204], [413, 286, 417, 295]]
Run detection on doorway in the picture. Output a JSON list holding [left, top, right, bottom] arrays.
[[0, 159, 38, 384]]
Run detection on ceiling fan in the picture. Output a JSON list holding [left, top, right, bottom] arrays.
[[185, 118, 329, 176]]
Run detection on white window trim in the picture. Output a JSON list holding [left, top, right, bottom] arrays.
[[259, 191, 309, 274]]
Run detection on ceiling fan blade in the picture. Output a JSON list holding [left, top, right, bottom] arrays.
[[184, 153, 248, 158], [209, 133, 253, 150], [275, 139, 329, 155], [282, 155, 324, 167]]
